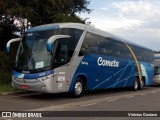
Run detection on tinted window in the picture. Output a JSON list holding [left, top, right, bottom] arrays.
[[54, 28, 83, 68], [80, 32, 100, 55], [115, 41, 125, 58], [130, 45, 153, 62], [60, 28, 83, 51], [99, 37, 116, 56], [79, 32, 153, 63]]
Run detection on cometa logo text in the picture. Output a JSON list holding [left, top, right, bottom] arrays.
[[97, 57, 119, 67]]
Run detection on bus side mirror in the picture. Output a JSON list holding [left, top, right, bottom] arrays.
[[47, 35, 71, 52], [6, 38, 22, 52]]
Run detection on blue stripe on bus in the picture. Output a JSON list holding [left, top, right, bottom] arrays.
[[12, 70, 54, 79], [91, 60, 134, 90], [27, 25, 59, 32]]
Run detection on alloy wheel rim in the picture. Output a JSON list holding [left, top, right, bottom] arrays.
[[75, 82, 82, 95], [135, 80, 138, 89]]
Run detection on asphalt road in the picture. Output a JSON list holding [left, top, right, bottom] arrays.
[[0, 85, 160, 120]]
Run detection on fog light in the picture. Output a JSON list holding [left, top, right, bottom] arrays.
[[41, 85, 46, 91]]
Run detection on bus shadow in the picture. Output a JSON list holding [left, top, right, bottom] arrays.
[[15, 87, 152, 101], [83, 87, 150, 97], [150, 84, 160, 87]]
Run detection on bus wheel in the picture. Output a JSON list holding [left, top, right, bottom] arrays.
[[72, 78, 84, 98], [133, 78, 139, 91], [138, 79, 145, 90]]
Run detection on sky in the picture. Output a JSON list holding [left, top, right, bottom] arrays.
[[79, 0, 160, 51]]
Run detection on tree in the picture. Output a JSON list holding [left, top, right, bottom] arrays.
[[26, 0, 91, 26], [0, 0, 91, 84], [0, 0, 91, 50]]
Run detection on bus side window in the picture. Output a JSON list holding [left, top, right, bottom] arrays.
[[105, 38, 116, 57], [79, 32, 100, 56], [99, 38, 111, 56], [55, 43, 68, 63], [80, 43, 89, 56], [60, 28, 83, 57]]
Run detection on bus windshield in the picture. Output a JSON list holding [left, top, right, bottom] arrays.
[[14, 28, 83, 72]]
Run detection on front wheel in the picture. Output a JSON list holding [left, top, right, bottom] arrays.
[[72, 78, 84, 98]]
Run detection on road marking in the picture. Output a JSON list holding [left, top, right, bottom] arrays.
[[81, 103, 96, 107], [151, 91, 156, 94], [140, 93, 147, 96], [126, 95, 134, 98], [107, 99, 118, 102]]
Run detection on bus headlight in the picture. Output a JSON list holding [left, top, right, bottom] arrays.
[[12, 75, 15, 80], [38, 74, 53, 82], [38, 77, 48, 81]]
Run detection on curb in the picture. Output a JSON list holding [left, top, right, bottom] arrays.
[[0, 91, 27, 96]]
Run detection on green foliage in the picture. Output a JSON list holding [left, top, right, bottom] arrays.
[[0, 71, 12, 84], [0, 0, 91, 49], [25, 0, 91, 26], [0, 23, 18, 50], [0, 47, 18, 84], [0, 84, 16, 93]]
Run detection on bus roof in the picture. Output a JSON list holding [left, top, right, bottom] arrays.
[[27, 23, 152, 51]]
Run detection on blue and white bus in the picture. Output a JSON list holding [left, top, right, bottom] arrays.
[[7, 23, 154, 97]]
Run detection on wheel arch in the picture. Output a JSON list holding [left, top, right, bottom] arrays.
[[77, 75, 88, 90], [142, 76, 146, 85], [69, 73, 88, 92], [135, 76, 146, 85]]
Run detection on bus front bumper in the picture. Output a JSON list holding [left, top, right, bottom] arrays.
[[12, 77, 53, 93]]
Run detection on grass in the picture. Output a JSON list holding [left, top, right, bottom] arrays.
[[0, 84, 16, 93]]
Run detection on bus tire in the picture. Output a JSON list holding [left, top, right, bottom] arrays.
[[72, 78, 84, 98], [138, 79, 145, 90], [133, 78, 139, 91]]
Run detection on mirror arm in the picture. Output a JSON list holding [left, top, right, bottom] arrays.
[[47, 35, 70, 52], [6, 38, 22, 52]]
